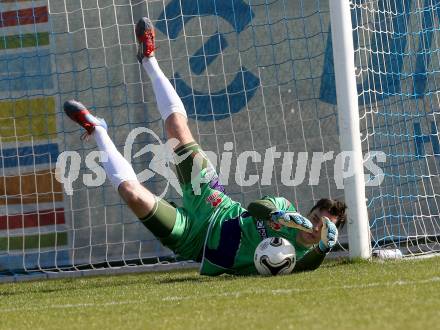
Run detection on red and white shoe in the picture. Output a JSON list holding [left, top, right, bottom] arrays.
[[136, 17, 156, 63], [64, 100, 107, 135]]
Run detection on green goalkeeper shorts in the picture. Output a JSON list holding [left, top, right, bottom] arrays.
[[158, 142, 234, 260]]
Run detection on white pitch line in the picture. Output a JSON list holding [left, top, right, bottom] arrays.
[[161, 276, 440, 301], [0, 300, 141, 313], [1, 276, 440, 313]]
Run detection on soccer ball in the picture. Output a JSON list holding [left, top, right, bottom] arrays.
[[254, 237, 296, 276]]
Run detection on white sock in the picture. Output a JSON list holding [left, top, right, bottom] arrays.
[[93, 126, 138, 189], [142, 57, 187, 121]]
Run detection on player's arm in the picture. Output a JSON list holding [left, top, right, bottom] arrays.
[[247, 199, 312, 232], [247, 199, 277, 219], [292, 247, 326, 272], [293, 217, 338, 272]]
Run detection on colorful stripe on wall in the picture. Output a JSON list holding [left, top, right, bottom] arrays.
[[0, 49, 53, 91], [0, 1, 36, 3], [0, 251, 70, 271], [0, 97, 56, 142], [0, 169, 63, 205], [0, 208, 65, 230], [0, 6, 48, 28], [1, 32, 49, 49], [0, 143, 59, 168], [0, 231, 67, 251], [0, 3, 68, 266]]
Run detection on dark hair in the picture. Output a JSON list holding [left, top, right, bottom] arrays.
[[309, 198, 347, 229]]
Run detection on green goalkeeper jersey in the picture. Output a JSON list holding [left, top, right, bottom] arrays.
[[200, 196, 311, 276]]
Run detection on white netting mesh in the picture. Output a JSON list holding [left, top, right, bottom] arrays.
[[353, 0, 440, 255], [3, 0, 439, 278]]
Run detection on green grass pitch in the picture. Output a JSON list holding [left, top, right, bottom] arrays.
[[1, 257, 439, 330]]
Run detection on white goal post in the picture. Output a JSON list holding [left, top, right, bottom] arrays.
[[329, 0, 371, 259]]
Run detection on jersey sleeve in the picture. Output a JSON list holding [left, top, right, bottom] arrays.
[[261, 196, 297, 212], [246, 196, 297, 220], [293, 246, 326, 272]]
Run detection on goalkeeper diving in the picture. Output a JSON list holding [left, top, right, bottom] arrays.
[[63, 17, 346, 276]]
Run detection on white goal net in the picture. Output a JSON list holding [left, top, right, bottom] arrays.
[[352, 0, 440, 255], [1, 0, 439, 280]]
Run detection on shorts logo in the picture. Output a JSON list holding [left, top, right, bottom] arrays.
[[255, 220, 268, 240], [209, 175, 226, 193], [269, 221, 282, 231], [206, 191, 222, 208]]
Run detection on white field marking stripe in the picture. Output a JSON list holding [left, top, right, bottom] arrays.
[[162, 276, 440, 301], [0, 300, 139, 313], [1, 276, 440, 313]]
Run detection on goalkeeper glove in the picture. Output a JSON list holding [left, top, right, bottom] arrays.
[[270, 210, 313, 232], [318, 217, 338, 253]]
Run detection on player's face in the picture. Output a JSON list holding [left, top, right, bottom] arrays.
[[299, 209, 338, 245]]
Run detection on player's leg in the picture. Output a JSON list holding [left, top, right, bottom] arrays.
[[136, 18, 227, 207], [63, 100, 177, 239], [136, 17, 207, 185], [140, 52, 204, 187], [136, 17, 194, 148]]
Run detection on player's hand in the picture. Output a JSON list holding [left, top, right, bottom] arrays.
[[270, 210, 313, 233], [318, 217, 338, 253]]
